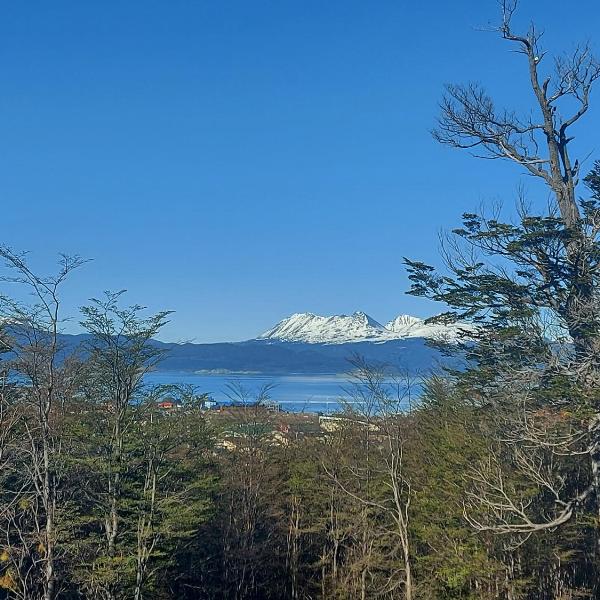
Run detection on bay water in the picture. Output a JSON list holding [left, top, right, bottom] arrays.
[[143, 371, 414, 414]]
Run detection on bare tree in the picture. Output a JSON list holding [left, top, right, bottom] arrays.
[[0, 247, 85, 600], [324, 359, 415, 600], [217, 383, 281, 600], [435, 0, 599, 233], [434, 0, 600, 357]]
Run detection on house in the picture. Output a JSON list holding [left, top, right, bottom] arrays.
[[200, 397, 218, 410], [157, 398, 181, 410]]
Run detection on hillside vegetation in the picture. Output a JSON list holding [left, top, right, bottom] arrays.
[[1, 1, 600, 598]]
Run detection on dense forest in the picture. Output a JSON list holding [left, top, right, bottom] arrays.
[[2, 1, 600, 598]]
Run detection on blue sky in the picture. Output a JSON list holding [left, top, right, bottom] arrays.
[[0, 1, 599, 342]]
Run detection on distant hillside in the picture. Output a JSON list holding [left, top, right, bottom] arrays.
[[154, 338, 458, 375]]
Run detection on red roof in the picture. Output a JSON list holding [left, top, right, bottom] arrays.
[[158, 400, 177, 409]]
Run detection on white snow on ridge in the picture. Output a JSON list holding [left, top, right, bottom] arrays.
[[385, 314, 473, 341], [385, 314, 423, 334], [258, 311, 473, 344], [258, 312, 387, 344]]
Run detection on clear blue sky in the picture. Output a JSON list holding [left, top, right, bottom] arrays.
[[1, 1, 599, 342]]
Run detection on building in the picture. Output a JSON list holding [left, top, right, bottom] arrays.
[[157, 398, 181, 410]]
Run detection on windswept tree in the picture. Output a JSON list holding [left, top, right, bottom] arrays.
[[405, 0, 600, 555], [428, 0, 600, 356]]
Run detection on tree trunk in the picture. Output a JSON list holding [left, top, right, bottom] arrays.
[[589, 414, 600, 578], [402, 541, 412, 600], [41, 388, 56, 600]]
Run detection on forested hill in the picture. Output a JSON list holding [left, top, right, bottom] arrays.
[[54, 333, 458, 374], [157, 338, 457, 374]]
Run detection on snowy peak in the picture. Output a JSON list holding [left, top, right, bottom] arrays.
[[347, 311, 383, 330], [385, 315, 423, 334], [386, 314, 472, 342], [258, 312, 386, 344], [258, 311, 472, 344]]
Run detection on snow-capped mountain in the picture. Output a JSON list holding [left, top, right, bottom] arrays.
[[258, 312, 388, 344], [385, 315, 423, 335], [258, 312, 472, 344], [385, 314, 472, 341]]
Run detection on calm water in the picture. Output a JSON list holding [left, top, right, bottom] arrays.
[[143, 372, 414, 414]]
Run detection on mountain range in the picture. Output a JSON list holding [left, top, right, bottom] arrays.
[[151, 311, 468, 375], [258, 311, 471, 344]]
